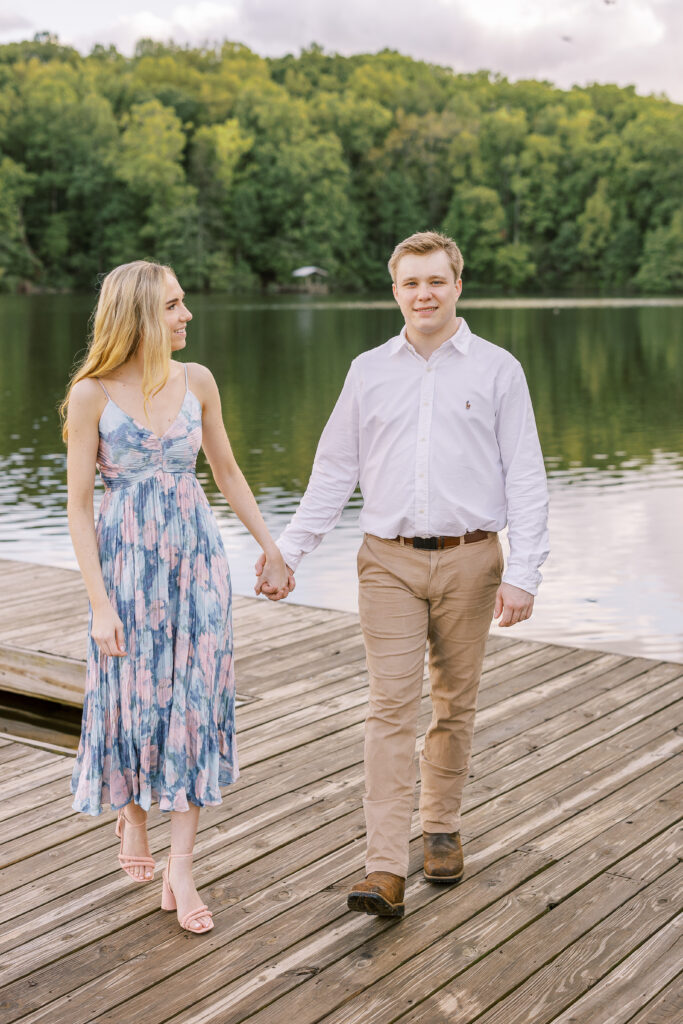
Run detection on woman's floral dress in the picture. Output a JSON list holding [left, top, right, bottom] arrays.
[[71, 365, 239, 815]]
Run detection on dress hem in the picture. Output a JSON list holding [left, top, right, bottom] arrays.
[[70, 768, 240, 817]]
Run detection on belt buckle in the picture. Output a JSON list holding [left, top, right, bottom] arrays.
[[413, 536, 438, 550]]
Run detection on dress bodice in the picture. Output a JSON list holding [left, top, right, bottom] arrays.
[[96, 388, 202, 490]]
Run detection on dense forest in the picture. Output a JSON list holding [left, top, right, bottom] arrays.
[[0, 34, 681, 294]]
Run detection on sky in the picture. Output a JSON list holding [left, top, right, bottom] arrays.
[[0, 0, 680, 103]]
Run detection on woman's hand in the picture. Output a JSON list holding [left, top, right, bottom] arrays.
[[91, 602, 127, 656]]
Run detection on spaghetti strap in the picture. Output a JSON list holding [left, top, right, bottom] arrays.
[[183, 363, 188, 392], [97, 379, 111, 399]]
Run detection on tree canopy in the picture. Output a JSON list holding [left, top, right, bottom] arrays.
[[0, 36, 681, 294]]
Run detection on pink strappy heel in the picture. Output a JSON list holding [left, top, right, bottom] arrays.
[[161, 853, 214, 934], [115, 808, 156, 882]]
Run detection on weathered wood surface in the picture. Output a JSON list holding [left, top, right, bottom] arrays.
[[0, 557, 681, 1023]]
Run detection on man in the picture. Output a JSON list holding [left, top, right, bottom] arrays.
[[256, 231, 549, 919]]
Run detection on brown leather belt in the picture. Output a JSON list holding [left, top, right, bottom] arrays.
[[391, 530, 491, 550]]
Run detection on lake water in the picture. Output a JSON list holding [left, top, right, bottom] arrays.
[[1, 294, 682, 663]]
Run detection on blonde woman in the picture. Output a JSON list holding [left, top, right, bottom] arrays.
[[62, 261, 290, 934]]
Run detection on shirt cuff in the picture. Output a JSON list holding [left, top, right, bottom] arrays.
[[501, 568, 539, 597], [276, 538, 302, 573]]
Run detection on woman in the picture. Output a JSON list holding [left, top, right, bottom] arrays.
[[62, 260, 290, 934]]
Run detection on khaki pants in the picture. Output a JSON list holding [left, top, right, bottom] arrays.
[[358, 532, 503, 877]]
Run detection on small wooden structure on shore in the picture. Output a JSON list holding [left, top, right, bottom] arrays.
[[289, 265, 329, 294], [0, 558, 681, 1023]]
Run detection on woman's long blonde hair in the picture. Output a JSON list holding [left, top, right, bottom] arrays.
[[60, 260, 175, 440]]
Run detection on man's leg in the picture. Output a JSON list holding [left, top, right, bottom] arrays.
[[419, 536, 503, 878], [357, 535, 430, 879]]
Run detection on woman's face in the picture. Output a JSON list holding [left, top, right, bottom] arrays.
[[164, 273, 192, 351]]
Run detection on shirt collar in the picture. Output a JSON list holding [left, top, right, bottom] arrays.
[[390, 317, 472, 357]]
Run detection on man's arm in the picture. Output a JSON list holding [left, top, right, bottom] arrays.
[[494, 360, 550, 623], [256, 362, 361, 597]]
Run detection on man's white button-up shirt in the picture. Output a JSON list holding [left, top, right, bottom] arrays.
[[277, 318, 550, 595]]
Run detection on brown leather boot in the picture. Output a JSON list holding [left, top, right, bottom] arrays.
[[347, 871, 405, 918], [423, 832, 464, 884]]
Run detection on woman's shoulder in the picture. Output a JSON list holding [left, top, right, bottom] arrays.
[[67, 377, 108, 429], [185, 362, 217, 394], [70, 376, 108, 407]]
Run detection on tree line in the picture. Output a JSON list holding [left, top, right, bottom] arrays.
[[0, 34, 681, 294]]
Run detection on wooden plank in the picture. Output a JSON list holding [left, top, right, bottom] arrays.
[[466, 873, 681, 1024], [472, 659, 681, 776], [547, 920, 682, 1024], [0, 745, 58, 772], [0, 644, 85, 706], [0, 758, 74, 804], [621, 978, 683, 1024], [463, 748, 682, 874], [465, 690, 682, 811]]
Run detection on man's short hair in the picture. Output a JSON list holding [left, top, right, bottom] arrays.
[[388, 231, 464, 284]]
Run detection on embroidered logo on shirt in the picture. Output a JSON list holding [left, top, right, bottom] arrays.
[[465, 401, 471, 409]]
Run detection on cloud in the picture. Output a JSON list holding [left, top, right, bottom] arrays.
[[69, 0, 683, 103], [77, 2, 238, 54], [0, 12, 33, 33]]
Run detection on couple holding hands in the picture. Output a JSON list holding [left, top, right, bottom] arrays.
[[63, 231, 548, 934]]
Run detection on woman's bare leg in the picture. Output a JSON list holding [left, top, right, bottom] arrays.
[[119, 801, 153, 880], [168, 804, 212, 929]]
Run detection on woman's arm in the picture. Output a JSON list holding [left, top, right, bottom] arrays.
[[192, 364, 291, 596], [66, 379, 126, 655]]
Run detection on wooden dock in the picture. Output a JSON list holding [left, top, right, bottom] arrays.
[[0, 558, 681, 1024]]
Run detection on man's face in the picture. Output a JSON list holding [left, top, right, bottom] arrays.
[[392, 250, 462, 338]]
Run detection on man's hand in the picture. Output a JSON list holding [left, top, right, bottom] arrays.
[[254, 552, 296, 601], [494, 582, 534, 627]]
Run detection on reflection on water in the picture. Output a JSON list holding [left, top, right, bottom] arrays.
[[1, 296, 682, 662]]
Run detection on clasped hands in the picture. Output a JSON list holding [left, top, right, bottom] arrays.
[[254, 549, 295, 601]]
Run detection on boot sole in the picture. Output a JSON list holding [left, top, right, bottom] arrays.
[[423, 869, 464, 885], [347, 891, 405, 918]]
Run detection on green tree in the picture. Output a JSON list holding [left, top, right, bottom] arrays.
[[113, 99, 200, 283], [634, 210, 683, 293], [442, 184, 506, 281], [0, 156, 38, 288]]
